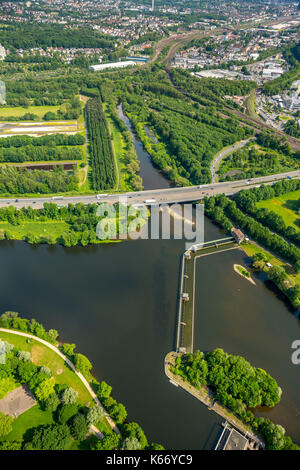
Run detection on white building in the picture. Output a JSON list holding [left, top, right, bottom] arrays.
[[89, 61, 136, 72]]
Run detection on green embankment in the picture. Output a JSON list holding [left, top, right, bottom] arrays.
[[256, 190, 300, 231], [0, 220, 68, 241]]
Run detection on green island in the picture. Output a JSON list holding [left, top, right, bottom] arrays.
[[0, 312, 163, 451], [165, 349, 299, 450], [233, 264, 255, 284]]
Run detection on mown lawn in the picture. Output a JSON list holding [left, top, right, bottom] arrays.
[[256, 190, 300, 230], [2, 402, 92, 449], [0, 331, 92, 404], [3, 404, 54, 442], [0, 105, 61, 119], [242, 242, 284, 267]]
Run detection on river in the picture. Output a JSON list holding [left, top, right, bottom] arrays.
[[0, 110, 299, 450], [117, 104, 171, 190]]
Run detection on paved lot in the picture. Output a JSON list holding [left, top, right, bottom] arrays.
[[0, 385, 36, 417]]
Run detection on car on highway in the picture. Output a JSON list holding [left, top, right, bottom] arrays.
[[144, 198, 157, 204]]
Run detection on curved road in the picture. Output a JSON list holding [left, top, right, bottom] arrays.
[[0, 328, 120, 437], [210, 138, 254, 183]]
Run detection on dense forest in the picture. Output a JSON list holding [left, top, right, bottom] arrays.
[[0, 166, 78, 195], [284, 119, 300, 138], [85, 98, 116, 191], [113, 67, 253, 185], [5, 77, 80, 106], [0, 134, 85, 148], [0, 146, 83, 164], [172, 349, 298, 450], [0, 24, 115, 50]]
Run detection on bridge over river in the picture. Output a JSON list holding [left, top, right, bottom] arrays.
[[0, 170, 299, 209]]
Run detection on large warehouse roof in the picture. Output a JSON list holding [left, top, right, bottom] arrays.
[[89, 61, 136, 71]]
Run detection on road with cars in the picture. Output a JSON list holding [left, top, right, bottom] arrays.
[[0, 170, 299, 209]]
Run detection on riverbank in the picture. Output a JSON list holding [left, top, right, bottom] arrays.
[[164, 351, 261, 442], [0, 219, 122, 247], [233, 263, 256, 285], [0, 311, 165, 450], [117, 103, 171, 190], [0, 201, 149, 247], [0, 328, 113, 446], [240, 242, 300, 308]]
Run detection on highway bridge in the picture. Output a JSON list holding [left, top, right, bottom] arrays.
[[0, 170, 299, 209]]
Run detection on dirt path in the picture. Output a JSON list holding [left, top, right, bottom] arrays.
[[78, 165, 88, 188]]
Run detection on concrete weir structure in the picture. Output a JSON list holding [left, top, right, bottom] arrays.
[[175, 236, 239, 353]]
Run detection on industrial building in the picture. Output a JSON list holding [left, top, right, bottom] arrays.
[[127, 56, 149, 62], [89, 61, 136, 72], [193, 69, 248, 80], [215, 422, 261, 450]]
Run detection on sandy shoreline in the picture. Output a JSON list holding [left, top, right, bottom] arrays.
[[233, 263, 256, 285]]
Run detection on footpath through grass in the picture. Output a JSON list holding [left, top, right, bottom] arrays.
[[0, 331, 92, 404]]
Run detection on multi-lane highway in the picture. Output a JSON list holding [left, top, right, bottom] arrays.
[[1, 170, 299, 209]]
